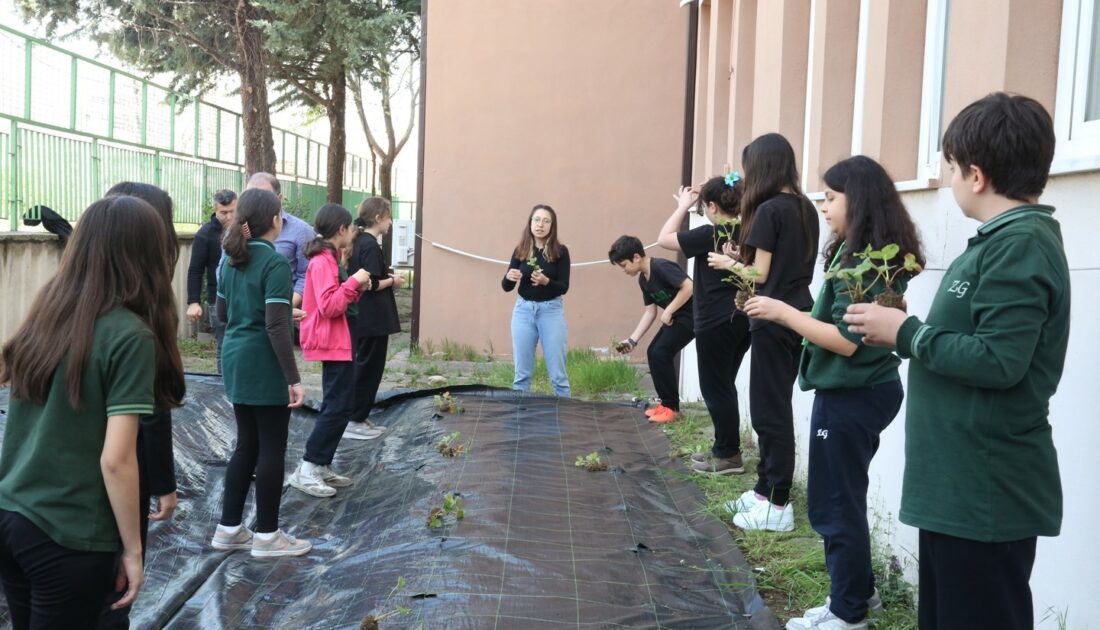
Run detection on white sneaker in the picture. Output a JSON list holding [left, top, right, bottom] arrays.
[[318, 465, 353, 488], [724, 490, 765, 515], [732, 500, 794, 532], [211, 524, 254, 550], [785, 610, 867, 629], [792, 589, 884, 624], [288, 464, 337, 498], [342, 422, 385, 440], [250, 529, 312, 558]]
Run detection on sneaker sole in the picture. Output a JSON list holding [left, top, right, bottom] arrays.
[[691, 465, 745, 475], [323, 479, 353, 488], [251, 545, 312, 558], [342, 430, 384, 441], [732, 518, 794, 532], [211, 541, 252, 551], [288, 480, 336, 498]]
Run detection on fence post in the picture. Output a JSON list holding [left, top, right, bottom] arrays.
[[69, 56, 77, 130], [107, 71, 116, 139], [192, 100, 200, 157], [23, 41, 32, 119], [141, 82, 148, 145], [9, 120, 18, 232], [153, 149, 161, 186], [169, 94, 176, 152], [215, 110, 221, 162], [90, 137, 100, 195]]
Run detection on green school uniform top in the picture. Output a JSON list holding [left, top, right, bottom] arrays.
[[218, 239, 295, 406], [799, 242, 906, 392], [895, 205, 1070, 542], [0, 307, 155, 552]]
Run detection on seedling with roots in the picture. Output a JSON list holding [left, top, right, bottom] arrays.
[[434, 391, 464, 414], [436, 432, 467, 458], [712, 217, 741, 253], [525, 255, 542, 274], [426, 492, 465, 529], [360, 576, 412, 630], [575, 452, 608, 472], [826, 244, 922, 308], [722, 265, 763, 310]]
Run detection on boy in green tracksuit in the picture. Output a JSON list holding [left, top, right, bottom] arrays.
[[844, 92, 1069, 630]]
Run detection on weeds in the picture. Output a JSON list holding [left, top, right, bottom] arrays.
[[479, 348, 640, 398]]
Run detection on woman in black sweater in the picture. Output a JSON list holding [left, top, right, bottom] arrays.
[[501, 204, 571, 397]]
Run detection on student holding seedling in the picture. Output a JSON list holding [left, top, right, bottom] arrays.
[[744, 155, 924, 630], [845, 93, 1069, 630], [608, 235, 694, 423], [502, 204, 572, 397], [289, 204, 372, 498], [346, 197, 404, 438], [709, 133, 820, 532], [211, 188, 311, 558], [657, 174, 750, 474], [0, 196, 185, 627]]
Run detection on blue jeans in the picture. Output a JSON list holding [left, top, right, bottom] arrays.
[[511, 297, 570, 397]]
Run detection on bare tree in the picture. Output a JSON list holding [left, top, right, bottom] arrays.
[[351, 54, 419, 202]]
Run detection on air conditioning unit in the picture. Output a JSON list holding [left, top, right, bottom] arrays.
[[391, 219, 415, 267]]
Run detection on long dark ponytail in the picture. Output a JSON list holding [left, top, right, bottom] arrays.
[[738, 133, 817, 265], [222, 188, 282, 267], [305, 203, 354, 259]]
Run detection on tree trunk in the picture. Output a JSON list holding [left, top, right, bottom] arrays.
[[236, 14, 276, 176], [325, 70, 346, 203], [378, 156, 394, 201]]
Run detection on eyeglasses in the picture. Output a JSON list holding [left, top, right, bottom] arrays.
[[531, 217, 553, 225]]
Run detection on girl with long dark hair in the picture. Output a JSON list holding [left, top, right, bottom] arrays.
[[502, 204, 572, 397], [709, 133, 820, 532], [0, 196, 185, 628], [745, 155, 924, 628]]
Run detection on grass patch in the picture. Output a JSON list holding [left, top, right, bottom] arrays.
[[663, 407, 917, 628], [415, 338, 489, 362], [477, 348, 641, 398]]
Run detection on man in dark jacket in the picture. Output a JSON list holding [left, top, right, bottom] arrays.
[[186, 189, 237, 371]]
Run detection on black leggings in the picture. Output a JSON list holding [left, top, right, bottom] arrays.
[[646, 322, 695, 411], [695, 315, 752, 459], [749, 323, 802, 505], [350, 334, 389, 423], [220, 404, 291, 534], [0, 509, 116, 630]]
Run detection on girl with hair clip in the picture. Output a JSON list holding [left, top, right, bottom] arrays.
[[502, 204, 572, 397], [657, 174, 751, 475], [745, 155, 924, 630], [346, 197, 404, 439], [210, 188, 310, 558], [709, 133, 820, 532], [0, 196, 185, 628], [288, 204, 372, 498], [98, 181, 182, 629]]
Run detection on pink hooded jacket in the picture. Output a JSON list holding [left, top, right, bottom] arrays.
[[300, 248, 363, 361]]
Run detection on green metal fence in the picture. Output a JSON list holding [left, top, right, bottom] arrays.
[[0, 23, 384, 231]]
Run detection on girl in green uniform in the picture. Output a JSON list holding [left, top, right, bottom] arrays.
[[211, 188, 310, 558], [0, 196, 185, 628]]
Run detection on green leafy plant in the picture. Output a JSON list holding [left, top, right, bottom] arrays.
[[359, 576, 412, 630], [826, 244, 922, 308], [713, 217, 741, 252], [722, 265, 763, 310], [434, 392, 464, 414], [426, 492, 465, 528], [436, 432, 467, 458], [574, 452, 608, 472], [525, 255, 542, 274]]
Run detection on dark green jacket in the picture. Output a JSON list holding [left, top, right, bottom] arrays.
[[896, 205, 1069, 542]]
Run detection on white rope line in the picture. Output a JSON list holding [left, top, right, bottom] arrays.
[[415, 233, 662, 267]]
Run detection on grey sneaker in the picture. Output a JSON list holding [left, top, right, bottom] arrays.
[[251, 530, 312, 558], [690, 451, 708, 464], [318, 465, 353, 488], [288, 464, 337, 498], [212, 524, 254, 551], [691, 454, 745, 475], [342, 422, 385, 440]]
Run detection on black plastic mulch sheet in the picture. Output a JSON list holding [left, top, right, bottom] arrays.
[[0, 377, 776, 629]]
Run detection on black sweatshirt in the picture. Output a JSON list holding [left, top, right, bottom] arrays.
[[501, 245, 571, 301], [187, 213, 224, 305]]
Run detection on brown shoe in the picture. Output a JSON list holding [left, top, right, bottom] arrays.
[[691, 453, 745, 475]]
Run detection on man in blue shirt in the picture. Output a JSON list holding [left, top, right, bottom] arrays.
[[243, 172, 313, 308]]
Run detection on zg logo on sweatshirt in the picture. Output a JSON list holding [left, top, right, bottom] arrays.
[[947, 280, 970, 298], [816, 429, 829, 440]]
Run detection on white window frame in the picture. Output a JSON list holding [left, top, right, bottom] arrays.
[[1052, 0, 1100, 174], [916, 0, 950, 181]]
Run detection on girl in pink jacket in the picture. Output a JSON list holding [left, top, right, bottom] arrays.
[[289, 204, 371, 498]]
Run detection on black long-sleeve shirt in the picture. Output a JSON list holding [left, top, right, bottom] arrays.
[[501, 244, 571, 301], [187, 214, 224, 305]]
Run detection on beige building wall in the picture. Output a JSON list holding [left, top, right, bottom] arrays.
[[418, 0, 689, 355]]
